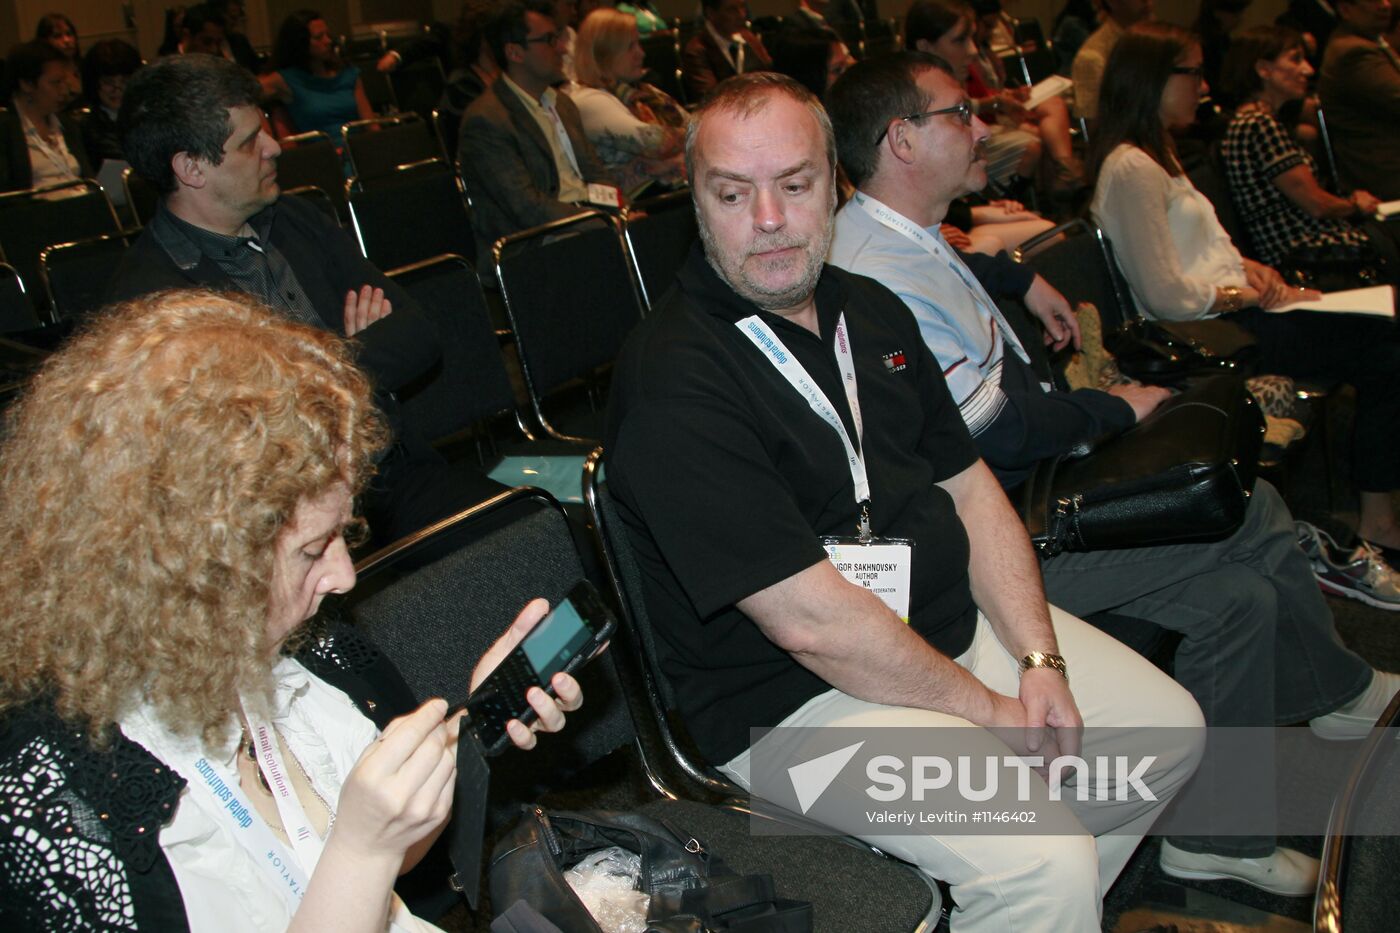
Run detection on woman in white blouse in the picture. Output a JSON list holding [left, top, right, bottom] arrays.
[[0, 39, 89, 192], [569, 8, 688, 195], [1089, 22, 1400, 556], [0, 290, 584, 931]]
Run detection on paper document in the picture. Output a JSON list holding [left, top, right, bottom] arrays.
[[1269, 284, 1395, 317], [1375, 200, 1400, 220], [1025, 75, 1074, 111]]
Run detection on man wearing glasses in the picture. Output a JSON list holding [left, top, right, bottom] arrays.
[[828, 51, 1394, 897], [605, 70, 1205, 930], [458, 0, 617, 268]]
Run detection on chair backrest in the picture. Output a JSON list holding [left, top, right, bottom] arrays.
[[640, 30, 685, 105], [39, 232, 130, 324], [0, 181, 123, 303], [623, 189, 696, 311], [347, 486, 634, 784], [390, 58, 446, 123], [1315, 102, 1342, 193], [349, 160, 474, 270], [1188, 144, 1255, 260], [274, 131, 349, 222], [1014, 218, 1135, 329], [0, 261, 42, 332], [343, 114, 441, 187], [1316, 691, 1400, 933], [122, 168, 159, 227], [582, 450, 741, 802], [353, 56, 398, 113], [387, 253, 518, 448], [493, 211, 646, 443], [283, 184, 341, 224], [433, 106, 461, 163]]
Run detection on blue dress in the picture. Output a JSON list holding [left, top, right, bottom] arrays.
[[279, 65, 361, 145]]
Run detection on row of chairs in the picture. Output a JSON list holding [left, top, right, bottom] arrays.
[[387, 190, 696, 463]]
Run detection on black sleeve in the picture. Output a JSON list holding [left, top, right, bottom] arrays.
[[975, 353, 1135, 487], [292, 197, 444, 392], [945, 199, 974, 231], [957, 248, 1037, 300]]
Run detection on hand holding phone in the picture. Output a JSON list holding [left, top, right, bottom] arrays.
[[458, 581, 614, 755]]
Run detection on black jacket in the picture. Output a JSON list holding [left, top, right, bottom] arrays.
[[0, 107, 92, 192]]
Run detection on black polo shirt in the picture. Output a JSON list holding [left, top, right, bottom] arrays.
[[605, 245, 982, 765]]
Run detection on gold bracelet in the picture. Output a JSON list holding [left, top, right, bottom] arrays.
[[1218, 285, 1242, 314], [1019, 651, 1068, 680]]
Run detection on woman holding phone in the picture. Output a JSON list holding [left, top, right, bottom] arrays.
[[0, 290, 583, 931]]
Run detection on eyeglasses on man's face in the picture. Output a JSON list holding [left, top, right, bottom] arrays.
[[523, 30, 564, 45], [874, 100, 974, 146]]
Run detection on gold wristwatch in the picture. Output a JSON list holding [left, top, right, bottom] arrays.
[[1019, 651, 1068, 680]]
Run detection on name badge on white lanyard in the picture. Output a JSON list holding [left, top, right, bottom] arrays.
[[851, 192, 1031, 366], [734, 312, 913, 620]]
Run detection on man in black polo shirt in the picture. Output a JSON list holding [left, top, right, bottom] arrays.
[[604, 73, 1204, 931], [108, 54, 503, 545]]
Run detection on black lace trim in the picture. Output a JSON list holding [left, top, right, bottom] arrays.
[[298, 622, 383, 676]]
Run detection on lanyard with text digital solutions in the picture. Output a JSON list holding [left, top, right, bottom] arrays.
[[851, 191, 1030, 365], [735, 311, 874, 539]]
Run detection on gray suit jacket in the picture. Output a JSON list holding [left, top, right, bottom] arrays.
[[1319, 25, 1400, 199], [457, 78, 613, 268]]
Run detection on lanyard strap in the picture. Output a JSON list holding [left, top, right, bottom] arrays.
[[735, 312, 872, 537], [851, 192, 1030, 364], [178, 749, 310, 916], [243, 703, 327, 872]]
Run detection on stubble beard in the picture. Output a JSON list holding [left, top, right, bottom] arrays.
[[696, 207, 836, 312]]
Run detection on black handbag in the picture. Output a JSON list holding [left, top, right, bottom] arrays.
[[489, 806, 813, 933], [1105, 317, 1258, 383], [1018, 373, 1265, 557]]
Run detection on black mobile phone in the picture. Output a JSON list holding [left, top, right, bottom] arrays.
[[461, 579, 615, 755]]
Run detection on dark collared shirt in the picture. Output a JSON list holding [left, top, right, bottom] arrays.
[[150, 201, 324, 329]]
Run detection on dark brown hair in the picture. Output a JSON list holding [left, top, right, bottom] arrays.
[[1087, 22, 1197, 184], [1220, 24, 1304, 102]]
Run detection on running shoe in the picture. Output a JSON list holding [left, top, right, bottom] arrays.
[[1296, 521, 1400, 611]]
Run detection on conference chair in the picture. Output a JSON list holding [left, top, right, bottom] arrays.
[[274, 131, 349, 222], [342, 113, 441, 188], [493, 210, 647, 444], [349, 159, 473, 270], [38, 232, 131, 324], [622, 188, 696, 310], [0, 181, 123, 307]]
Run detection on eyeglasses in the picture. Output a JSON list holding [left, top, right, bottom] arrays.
[[874, 100, 973, 146], [522, 30, 564, 45], [1171, 66, 1205, 79]]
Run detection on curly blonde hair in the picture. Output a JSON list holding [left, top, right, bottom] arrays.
[[0, 290, 388, 744]]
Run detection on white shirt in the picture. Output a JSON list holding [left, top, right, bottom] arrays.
[[13, 99, 80, 189], [501, 73, 589, 204], [1091, 144, 1247, 322], [118, 659, 441, 933]]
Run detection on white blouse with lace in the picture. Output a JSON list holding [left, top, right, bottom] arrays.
[[1091, 143, 1248, 322], [117, 658, 442, 933]]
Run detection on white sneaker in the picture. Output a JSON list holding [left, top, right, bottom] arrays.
[[1159, 840, 1319, 896], [1310, 670, 1400, 740]]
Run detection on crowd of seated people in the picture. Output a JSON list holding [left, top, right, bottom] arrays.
[[5, 5, 1400, 929]]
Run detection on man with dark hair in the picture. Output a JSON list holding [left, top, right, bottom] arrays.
[[174, 4, 228, 57], [1319, 0, 1400, 199], [826, 50, 1399, 896], [681, 0, 774, 101], [457, 0, 614, 267], [108, 54, 502, 545], [1071, 0, 1154, 119], [606, 70, 1205, 931]]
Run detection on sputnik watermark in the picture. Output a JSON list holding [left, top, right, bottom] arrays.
[[743, 726, 1393, 837]]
